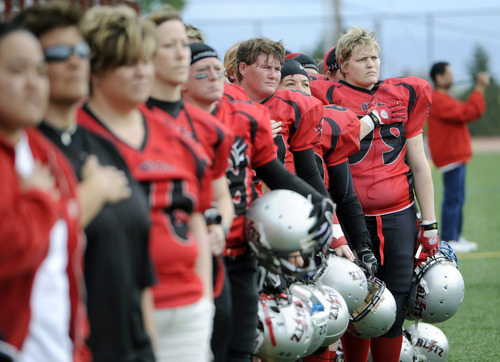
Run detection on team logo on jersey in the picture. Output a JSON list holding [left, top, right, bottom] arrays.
[[229, 136, 248, 171]]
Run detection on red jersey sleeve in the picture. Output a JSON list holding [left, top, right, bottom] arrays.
[[249, 104, 278, 168], [289, 95, 323, 152], [184, 103, 234, 180], [322, 105, 361, 167], [404, 77, 432, 138]]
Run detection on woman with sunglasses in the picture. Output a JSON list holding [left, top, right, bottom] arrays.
[[76, 6, 215, 362], [0, 22, 88, 361], [13, 3, 158, 361]]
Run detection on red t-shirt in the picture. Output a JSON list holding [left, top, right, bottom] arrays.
[[427, 89, 486, 168], [326, 77, 431, 215], [213, 99, 277, 252], [78, 104, 209, 309]]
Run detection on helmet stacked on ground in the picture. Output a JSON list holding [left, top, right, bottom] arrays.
[[405, 323, 449, 361]]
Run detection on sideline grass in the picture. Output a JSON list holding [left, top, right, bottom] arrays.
[[404, 153, 500, 361]]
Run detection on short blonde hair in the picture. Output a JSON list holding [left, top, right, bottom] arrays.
[[223, 41, 241, 83], [186, 24, 205, 43], [146, 5, 183, 26], [336, 26, 380, 77], [81, 5, 156, 74]]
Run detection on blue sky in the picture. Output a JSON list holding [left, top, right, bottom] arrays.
[[182, 0, 500, 87]]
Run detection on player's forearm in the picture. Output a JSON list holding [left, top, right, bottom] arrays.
[[190, 212, 213, 300]]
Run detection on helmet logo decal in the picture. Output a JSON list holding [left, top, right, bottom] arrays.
[[413, 284, 428, 319], [290, 302, 309, 342], [349, 269, 365, 281], [415, 337, 446, 358]]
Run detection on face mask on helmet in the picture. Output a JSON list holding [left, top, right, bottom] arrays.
[[347, 277, 397, 339], [405, 242, 465, 323], [246, 190, 321, 277], [315, 253, 368, 313], [405, 322, 449, 362], [255, 292, 316, 362]]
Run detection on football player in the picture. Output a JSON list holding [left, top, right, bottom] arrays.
[[77, 6, 214, 361], [317, 27, 438, 362]]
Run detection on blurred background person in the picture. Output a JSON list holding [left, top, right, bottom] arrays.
[[0, 22, 88, 362], [185, 24, 205, 44], [427, 61, 490, 253], [12, 3, 157, 361], [77, 6, 214, 361]]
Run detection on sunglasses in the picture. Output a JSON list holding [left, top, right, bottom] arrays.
[[44, 42, 90, 62]]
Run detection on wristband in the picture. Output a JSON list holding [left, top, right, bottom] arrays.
[[422, 221, 438, 231], [361, 114, 376, 131], [367, 111, 381, 128]]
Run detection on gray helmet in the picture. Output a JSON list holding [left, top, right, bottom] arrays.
[[347, 277, 397, 339], [289, 283, 329, 356], [315, 254, 368, 312], [405, 242, 465, 323], [314, 284, 349, 346], [406, 322, 449, 361], [245, 189, 318, 276], [256, 292, 315, 362]]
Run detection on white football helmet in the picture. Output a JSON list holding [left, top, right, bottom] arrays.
[[406, 323, 449, 361], [405, 242, 465, 323], [347, 277, 397, 339], [289, 283, 329, 355], [316, 284, 350, 346], [255, 292, 315, 362], [246, 190, 320, 276], [399, 330, 417, 362], [315, 253, 368, 313]]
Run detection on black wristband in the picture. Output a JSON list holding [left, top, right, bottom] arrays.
[[368, 112, 381, 128], [423, 221, 438, 231]]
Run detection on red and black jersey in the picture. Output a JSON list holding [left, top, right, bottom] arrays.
[[321, 104, 361, 167], [261, 88, 323, 174], [213, 99, 277, 253], [223, 82, 250, 102], [78, 103, 210, 309], [310, 78, 338, 106], [142, 99, 233, 181], [326, 77, 431, 215]]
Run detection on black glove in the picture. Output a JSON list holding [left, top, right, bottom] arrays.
[[355, 243, 378, 277], [308, 197, 335, 252]]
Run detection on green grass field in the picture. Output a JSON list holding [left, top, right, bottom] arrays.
[[404, 153, 500, 361]]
